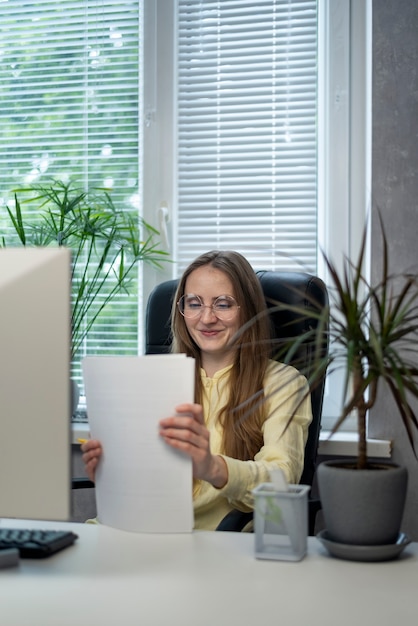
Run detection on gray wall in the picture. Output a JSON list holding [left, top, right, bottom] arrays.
[[369, 0, 418, 539]]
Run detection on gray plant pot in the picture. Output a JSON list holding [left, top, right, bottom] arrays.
[[317, 460, 408, 546]]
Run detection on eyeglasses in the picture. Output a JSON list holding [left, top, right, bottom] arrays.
[[177, 294, 240, 320]]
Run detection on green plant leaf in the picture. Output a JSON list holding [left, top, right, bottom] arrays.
[[2, 179, 170, 361]]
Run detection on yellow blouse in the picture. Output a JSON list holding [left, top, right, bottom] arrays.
[[193, 360, 312, 530]]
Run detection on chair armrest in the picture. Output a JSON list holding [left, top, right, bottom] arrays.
[[72, 477, 95, 490], [215, 510, 253, 532]]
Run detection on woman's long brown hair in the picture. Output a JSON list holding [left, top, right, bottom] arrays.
[[171, 250, 271, 461]]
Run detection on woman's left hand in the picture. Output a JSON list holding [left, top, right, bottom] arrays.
[[159, 403, 228, 488]]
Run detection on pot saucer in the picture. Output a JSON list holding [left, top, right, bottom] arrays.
[[316, 529, 411, 562]]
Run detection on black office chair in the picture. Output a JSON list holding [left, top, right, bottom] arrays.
[[145, 270, 329, 535]]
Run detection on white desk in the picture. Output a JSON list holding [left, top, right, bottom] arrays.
[[0, 518, 417, 626]]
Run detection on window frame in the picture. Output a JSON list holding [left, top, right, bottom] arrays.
[[0, 0, 145, 395], [142, 0, 371, 431]]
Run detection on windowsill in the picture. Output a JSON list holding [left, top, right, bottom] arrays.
[[71, 421, 90, 445], [71, 422, 392, 459], [318, 431, 392, 458]]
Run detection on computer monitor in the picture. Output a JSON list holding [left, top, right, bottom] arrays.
[[0, 247, 71, 521]]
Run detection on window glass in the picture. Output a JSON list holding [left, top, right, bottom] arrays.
[[144, 0, 371, 430], [0, 0, 143, 393], [176, 0, 318, 274], [1, 1, 370, 430]]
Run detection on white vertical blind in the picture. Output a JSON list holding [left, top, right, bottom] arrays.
[[0, 0, 142, 391], [176, 0, 318, 274]]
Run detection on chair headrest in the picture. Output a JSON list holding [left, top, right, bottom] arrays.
[[145, 270, 328, 358]]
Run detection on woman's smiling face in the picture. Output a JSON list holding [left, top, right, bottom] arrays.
[[183, 265, 241, 370]]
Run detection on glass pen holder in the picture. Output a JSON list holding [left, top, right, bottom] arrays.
[[252, 483, 310, 561]]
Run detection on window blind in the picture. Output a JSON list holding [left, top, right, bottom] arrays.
[[176, 0, 318, 274], [0, 0, 142, 391]]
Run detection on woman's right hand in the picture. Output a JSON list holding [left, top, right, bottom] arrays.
[[81, 439, 103, 482]]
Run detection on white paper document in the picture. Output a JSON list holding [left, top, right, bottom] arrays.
[[83, 354, 195, 533]]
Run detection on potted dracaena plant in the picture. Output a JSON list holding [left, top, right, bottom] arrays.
[[262, 211, 418, 560], [0, 179, 170, 412]]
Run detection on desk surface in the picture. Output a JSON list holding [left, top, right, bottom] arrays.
[[0, 518, 417, 626]]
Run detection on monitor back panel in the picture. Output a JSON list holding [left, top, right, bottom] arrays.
[[0, 247, 71, 521]]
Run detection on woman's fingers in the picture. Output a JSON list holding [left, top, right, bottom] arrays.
[[159, 403, 219, 483], [159, 422, 209, 450], [159, 405, 208, 450], [81, 439, 103, 482], [174, 403, 205, 424]]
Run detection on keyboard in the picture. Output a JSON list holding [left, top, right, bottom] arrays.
[[0, 528, 78, 559]]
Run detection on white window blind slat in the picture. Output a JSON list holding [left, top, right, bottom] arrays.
[[0, 0, 142, 392], [176, 0, 318, 273]]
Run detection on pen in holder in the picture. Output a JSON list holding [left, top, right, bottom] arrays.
[[252, 481, 310, 561]]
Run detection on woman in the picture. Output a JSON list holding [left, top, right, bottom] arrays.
[[82, 250, 312, 530]]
